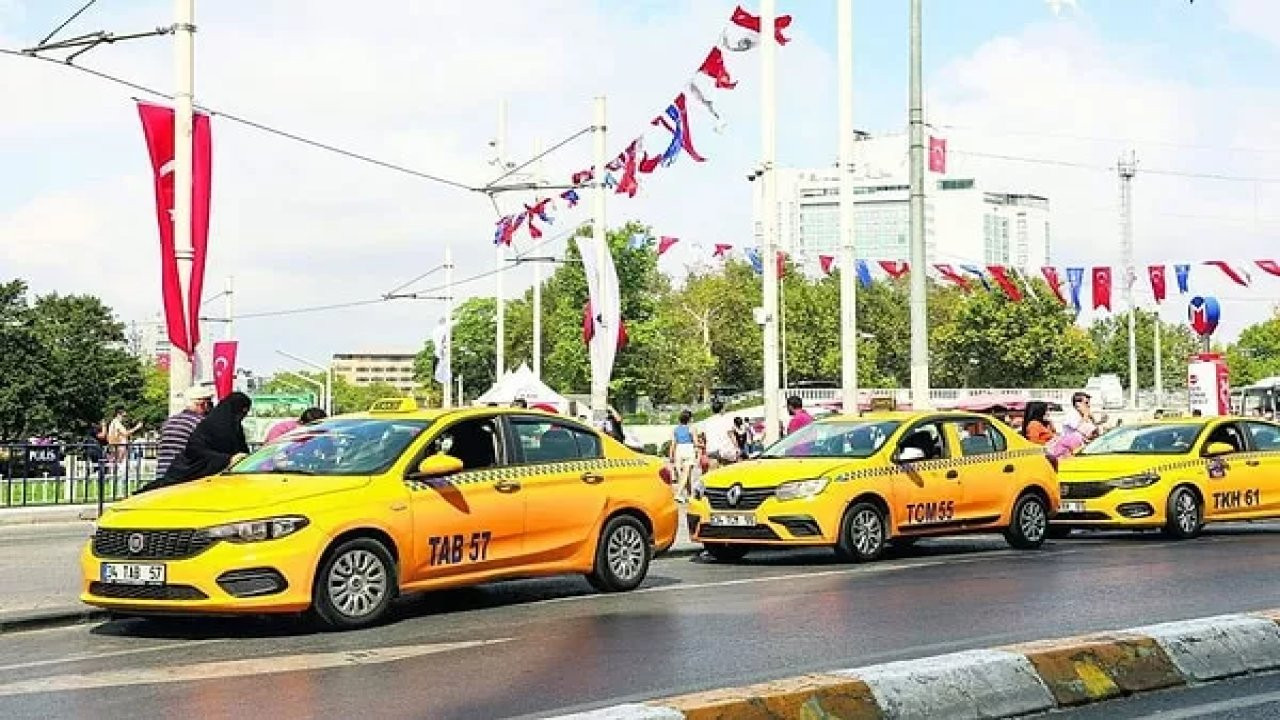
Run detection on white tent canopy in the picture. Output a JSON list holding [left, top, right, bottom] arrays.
[[473, 364, 570, 411]]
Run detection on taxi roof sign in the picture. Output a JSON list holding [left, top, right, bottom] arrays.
[[369, 397, 418, 413]]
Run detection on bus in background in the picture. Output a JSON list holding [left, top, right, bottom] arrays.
[[1232, 377, 1280, 419]]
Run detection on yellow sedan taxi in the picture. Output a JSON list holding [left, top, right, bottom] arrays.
[[687, 411, 1059, 562], [82, 400, 677, 629], [1052, 416, 1280, 539]]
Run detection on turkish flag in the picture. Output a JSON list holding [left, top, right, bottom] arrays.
[[1092, 267, 1113, 310], [928, 136, 947, 173], [1148, 265, 1167, 302], [819, 255, 835, 275], [658, 236, 679, 256], [1256, 260, 1280, 278], [776, 251, 788, 278], [713, 243, 733, 259], [987, 265, 1023, 302], [1041, 267, 1066, 304], [879, 260, 910, 279], [212, 341, 237, 400], [697, 47, 737, 89], [138, 102, 212, 358]]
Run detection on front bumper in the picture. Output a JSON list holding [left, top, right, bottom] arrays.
[[1050, 482, 1164, 528], [686, 496, 839, 545], [80, 528, 325, 615]]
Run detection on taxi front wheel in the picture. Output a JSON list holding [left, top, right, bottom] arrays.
[[835, 502, 888, 562], [1004, 493, 1049, 549], [1163, 486, 1203, 540], [587, 515, 651, 593], [312, 538, 397, 630]]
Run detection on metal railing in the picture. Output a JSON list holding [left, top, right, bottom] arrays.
[[0, 442, 159, 512]]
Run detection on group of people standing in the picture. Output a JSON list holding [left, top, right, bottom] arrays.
[[1020, 391, 1103, 466], [666, 398, 799, 502]]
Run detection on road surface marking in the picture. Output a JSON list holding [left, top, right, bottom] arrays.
[[0, 639, 225, 672], [0, 638, 511, 698], [1145, 688, 1280, 719]]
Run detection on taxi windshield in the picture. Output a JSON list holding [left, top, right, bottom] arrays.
[[762, 420, 901, 459], [1079, 423, 1203, 456], [229, 418, 433, 476]]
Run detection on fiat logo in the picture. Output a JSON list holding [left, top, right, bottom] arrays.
[[127, 533, 146, 554], [726, 484, 743, 507]]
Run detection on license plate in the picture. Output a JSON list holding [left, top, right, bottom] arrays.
[[1060, 500, 1086, 514], [100, 563, 166, 586], [709, 513, 757, 527]]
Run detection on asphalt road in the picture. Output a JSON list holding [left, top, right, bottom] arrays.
[[3, 526, 1280, 720]]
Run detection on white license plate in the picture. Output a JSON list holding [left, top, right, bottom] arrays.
[[1061, 500, 1086, 514], [709, 513, 757, 527], [100, 563, 166, 586]]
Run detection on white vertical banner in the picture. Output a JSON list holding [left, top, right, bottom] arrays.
[[577, 234, 621, 402], [432, 318, 452, 388]]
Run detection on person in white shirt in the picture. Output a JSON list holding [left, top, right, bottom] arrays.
[[700, 400, 740, 470]]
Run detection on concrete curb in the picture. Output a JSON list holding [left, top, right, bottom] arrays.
[[551, 610, 1280, 719], [0, 606, 111, 635]]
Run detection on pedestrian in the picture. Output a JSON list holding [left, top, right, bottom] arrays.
[[155, 384, 216, 480], [106, 406, 142, 464], [785, 395, 814, 435], [601, 406, 626, 443], [700, 399, 739, 469], [1021, 401, 1056, 446], [669, 410, 699, 503], [731, 416, 753, 458], [265, 406, 328, 443], [1048, 391, 1098, 461], [140, 392, 253, 492], [82, 421, 107, 487]]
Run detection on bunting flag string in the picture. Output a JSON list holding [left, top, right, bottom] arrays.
[[1091, 267, 1112, 310], [1148, 264, 1167, 303], [1066, 268, 1085, 313], [1204, 260, 1251, 287], [879, 260, 909, 279], [819, 254, 835, 275], [987, 265, 1022, 302], [1041, 266, 1066, 304]]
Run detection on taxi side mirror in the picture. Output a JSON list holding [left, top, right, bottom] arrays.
[[1204, 442, 1235, 457], [412, 453, 464, 479], [896, 447, 926, 463]]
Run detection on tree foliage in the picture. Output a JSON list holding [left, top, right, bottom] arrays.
[[1090, 309, 1201, 389], [1225, 309, 1280, 385]]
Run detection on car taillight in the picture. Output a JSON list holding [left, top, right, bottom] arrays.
[[659, 466, 674, 485]]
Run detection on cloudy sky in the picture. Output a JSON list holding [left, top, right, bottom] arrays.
[[2, 0, 1278, 377]]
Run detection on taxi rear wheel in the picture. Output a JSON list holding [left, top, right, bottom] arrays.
[[1163, 486, 1203, 540], [587, 515, 651, 593], [1005, 493, 1049, 549], [835, 502, 887, 562], [312, 538, 396, 630]]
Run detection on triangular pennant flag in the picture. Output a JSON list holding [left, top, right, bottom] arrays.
[[559, 189, 580, 208], [746, 247, 763, 274], [1174, 264, 1191, 294], [657, 236, 679, 256], [879, 260, 909, 279], [652, 93, 707, 166], [987, 265, 1023, 302], [1041, 266, 1066, 304], [960, 265, 991, 292], [697, 47, 737, 89], [1257, 260, 1280, 278], [1066, 267, 1085, 313], [1091, 266, 1113, 310], [1204, 260, 1250, 287], [819, 255, 835, 275], [934, 264, 971, 292], [1148, 265, 1167, 302], [855, 260, 873, 288], [712, 243, 733, 259], [729, 5, 793, 45]]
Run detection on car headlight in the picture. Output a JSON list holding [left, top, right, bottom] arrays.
[[776, 478, 829, 501], [200, 515, 310, 543], [1106, 473, 1160, 489]]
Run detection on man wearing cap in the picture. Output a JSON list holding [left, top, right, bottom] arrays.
[[155, 385, 215, 480]]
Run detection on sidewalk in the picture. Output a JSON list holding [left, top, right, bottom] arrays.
[[0, 505, 699, 632]]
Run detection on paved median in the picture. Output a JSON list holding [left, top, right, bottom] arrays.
[[555, 610, 1280, 719]]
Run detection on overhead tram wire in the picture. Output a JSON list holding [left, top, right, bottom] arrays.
[[951, 148, 1280, 184], [38, 0, 102, 47]]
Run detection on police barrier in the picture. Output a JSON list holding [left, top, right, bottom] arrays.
[[0, 442, 159, 511]]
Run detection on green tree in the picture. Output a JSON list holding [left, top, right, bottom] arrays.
[[135, 363, 171, 428], [1090, 309, 1200, 389], [262, 371, 407, 414], [1225, 309, 1280, 385], [0, 280, 51, 440]]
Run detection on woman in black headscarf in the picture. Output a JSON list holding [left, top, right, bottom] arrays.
[[142, 392, 253, 491]]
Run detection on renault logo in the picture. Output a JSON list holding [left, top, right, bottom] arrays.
[[127, 533, 146, 554], [726, 483, 743, 507]]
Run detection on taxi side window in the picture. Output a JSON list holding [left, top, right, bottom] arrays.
[[897, 423, 947, 461], [1246, 422, 1280, 451], [426, 417, 501, 470], [948, 419, 1007, 457], [513, 420, 603, 463], [1203, 423, 1246, 455]]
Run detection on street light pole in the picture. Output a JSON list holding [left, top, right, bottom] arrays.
[[224, 275, 233, 340], [907, 0, 931, 410], [837, 0, 859, 414], [277, 350, 332, 415], [533, 138, 545, 380], [1119, 151, 1138, 409], [168, 0, 196, 414], [494, 100, 508, 382], [442, 245, 454, 408], [760, 0, 782, 443]]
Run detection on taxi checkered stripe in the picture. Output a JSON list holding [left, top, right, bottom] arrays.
[[404, 457, 649, 491], [1139, 451, 1276, 477], [832, 448, 1046, 483]]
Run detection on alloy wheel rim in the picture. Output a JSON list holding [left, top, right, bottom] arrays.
[[607, 525, 646, 581], [852, 509, 883, 556], [1176, 492, 1198, 533], [328, 549, 388, 618], [1020, 499, 1047, 542]]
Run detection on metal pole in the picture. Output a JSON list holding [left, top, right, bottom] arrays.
[[533, 138, 545, 380], [907, 0, 930, 410], [590, 95, 608, 421], [1154, 307, 1164, 407], [838, 0, 858, 415], [495, 100, 508, 381], [224, 275, 233, 340], [761, 0, 782, 444], [443, 244, 454, 408], [168, 0, 196, 414], [1119, 151, 1138, 409]]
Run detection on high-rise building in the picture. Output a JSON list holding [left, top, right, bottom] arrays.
[[331, 352, 419, 393], [758, 133, 1051, 274]]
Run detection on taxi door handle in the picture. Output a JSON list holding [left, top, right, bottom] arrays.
[[1003, 464, 1016, 473], [1246, 460, 1262, 467], [581, 472, 605, 485], [946, 469, 959, 480], [495, 479, 522, 494]]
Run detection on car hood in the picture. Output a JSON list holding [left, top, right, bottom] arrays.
[[1058, 454, 1170, 480], [108, 474, 373, 515], [702, 457, 865, 488]]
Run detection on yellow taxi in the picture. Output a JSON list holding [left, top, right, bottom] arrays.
[[687, 411, 1059, 562], [1052, 416, 1280, 539], [81, 399, 677, 629]]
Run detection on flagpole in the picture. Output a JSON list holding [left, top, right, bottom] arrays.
[[838, 0, 858, 415], [1154, 305, 1163, 408], [443, 244, 454, 408], [169, 0, 196, 414], [224, 275, 233, 341], [533, 138, 545, 381], [591, 95, 609, 422], [494, 100, 508, 384], [907, 0, 930, 410], [760, 0, 782, 443]]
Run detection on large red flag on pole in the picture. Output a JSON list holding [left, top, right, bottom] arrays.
[[137, 102, 213, 357]]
